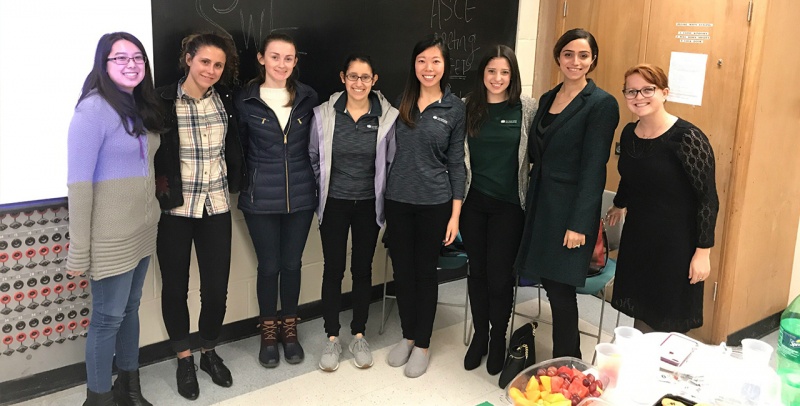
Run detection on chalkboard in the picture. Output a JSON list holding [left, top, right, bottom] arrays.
[[151, 0, 519, 101]]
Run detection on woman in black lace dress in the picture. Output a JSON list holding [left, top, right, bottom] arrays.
[[607, 64, 719, 333]]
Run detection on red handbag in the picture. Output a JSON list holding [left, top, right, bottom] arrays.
[[588, 219, 608, 277]]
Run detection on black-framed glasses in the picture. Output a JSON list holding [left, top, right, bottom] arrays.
[[622, 86, 657, 99], [107, 55, 146, 65], [345, 73, 374, 84]]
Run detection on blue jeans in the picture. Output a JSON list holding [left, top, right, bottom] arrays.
[[243, 210, 314, 317], [85, 256, 150, 392]]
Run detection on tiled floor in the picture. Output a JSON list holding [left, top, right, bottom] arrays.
[[10, 280, 777, 405]]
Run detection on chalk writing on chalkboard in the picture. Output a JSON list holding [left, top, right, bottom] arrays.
[[432, 0, 480, 81], [196, 0, 298, 50], [152, 0, 518, 100]]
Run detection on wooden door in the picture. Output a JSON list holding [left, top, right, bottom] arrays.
[[548, 0, 751, 342], [640, 0, 749, 342], [559, 0, 649, 190]]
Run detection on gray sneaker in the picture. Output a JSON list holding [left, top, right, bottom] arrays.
[[349, 336, 374, 369], [319, 337, 342, 372]]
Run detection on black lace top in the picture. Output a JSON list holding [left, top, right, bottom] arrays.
[[614, 118, 719, 247]]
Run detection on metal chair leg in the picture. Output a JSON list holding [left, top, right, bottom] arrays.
[[463, 283, 471, 346], [379, 250, 391, 335], [508, 276, 519, 346], [591, 283, 611, 364]]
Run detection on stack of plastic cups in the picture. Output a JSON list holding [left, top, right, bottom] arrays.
[[613, 327, 660, 404]]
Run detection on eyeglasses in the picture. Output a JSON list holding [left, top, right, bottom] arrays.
[[345, 73, 374, 84], [107, 55, 146, 65], [622, 86, 657, 99]]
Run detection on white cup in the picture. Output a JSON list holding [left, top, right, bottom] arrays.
[[741, 338, 773, 366], [595, 343, 622, 386], [613, 326, 643, 348]]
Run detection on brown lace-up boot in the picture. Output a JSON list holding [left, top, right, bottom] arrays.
[[279, 315, 304, 364], [258, 317, 280, 368]]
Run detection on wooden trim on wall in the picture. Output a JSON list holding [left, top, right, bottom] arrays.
[[533, 0, 559, 99], [710, 0, 767, 343]]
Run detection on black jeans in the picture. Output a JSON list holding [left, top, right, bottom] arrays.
[[157, 210, 231, 353], [540, 276, 582, 358], [243, 210, 314, 317], [384, 199, 451, 348], [460, 189, 524, 341], [320, 198, 381, 337]]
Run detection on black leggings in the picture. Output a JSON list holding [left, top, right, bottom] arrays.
[[460, 189, 524, 340], [157, 210, 231, 353], [384, 199, 451, 349], [319, 198, 380, 337], [540, 277, 582, 358]]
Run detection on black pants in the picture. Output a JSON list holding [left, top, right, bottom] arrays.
[[384, 199, 451, 349], [540, 277, 582, 358], [157, 210, 231, 353], [243, 210, 314, 317], [320, 197, 381, 337], [460, 189, 524, 341]]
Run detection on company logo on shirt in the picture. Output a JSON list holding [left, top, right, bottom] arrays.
[[432, 115, 449, 125], [500, 119, 518, 124]]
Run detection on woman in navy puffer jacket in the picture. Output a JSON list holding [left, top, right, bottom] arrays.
[[235, 32, 319, 369]]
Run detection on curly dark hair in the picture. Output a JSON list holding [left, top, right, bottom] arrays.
[[179, 32, 240, 86]]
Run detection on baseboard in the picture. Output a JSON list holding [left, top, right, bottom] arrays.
[[725, 310, 781, 346], [0, 282, 400, 405]]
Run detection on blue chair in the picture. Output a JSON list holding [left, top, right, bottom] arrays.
[[379, 232, 471, 346], [509, 190, 624, 361]]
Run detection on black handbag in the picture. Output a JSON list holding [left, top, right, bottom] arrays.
[[498, 321, 537, 389]]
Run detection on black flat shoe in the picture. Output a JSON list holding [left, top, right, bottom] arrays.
[[176, 355, 199, 400], [200, 350, 233, 388]]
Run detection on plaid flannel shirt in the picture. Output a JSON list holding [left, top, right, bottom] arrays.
[[167, 84, 230, 218]]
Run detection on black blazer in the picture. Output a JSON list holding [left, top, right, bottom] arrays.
[[154, 82, 247, 211], [515, 79, 619, 287]]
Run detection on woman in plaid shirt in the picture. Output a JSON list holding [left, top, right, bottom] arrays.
[[153, 32, 245, 401]]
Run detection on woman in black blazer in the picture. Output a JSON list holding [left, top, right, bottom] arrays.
[[514, 28, 619, 359]]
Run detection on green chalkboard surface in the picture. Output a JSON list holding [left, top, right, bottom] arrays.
[[151, 0, 519, 100]]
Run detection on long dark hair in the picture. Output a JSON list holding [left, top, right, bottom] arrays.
[[465, 45, 522, 137], [77, 32, 162, 136], [179, 32, 240, 86], [398, 34, 450, 127], [553, 28, 599, 73], [252, 32, 299, 107]]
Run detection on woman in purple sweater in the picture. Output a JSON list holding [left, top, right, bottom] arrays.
[[66, 32, 163, 406]]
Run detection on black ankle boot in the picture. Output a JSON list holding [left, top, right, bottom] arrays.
[[83, 389, 116, 406], [200, 349, 233, 387], [176, 355, 199, 400], [113, 369, 151, 406], [486, 337, 507, 375], [463, 334, 488, 370]]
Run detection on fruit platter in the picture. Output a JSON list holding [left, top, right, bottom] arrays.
[[505, 357, 609, 406]]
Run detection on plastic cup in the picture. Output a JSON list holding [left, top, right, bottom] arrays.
[[613, 326, 643, 349], [595, 343, 621, 386], [741, 338, 773, 366]]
